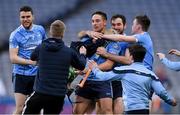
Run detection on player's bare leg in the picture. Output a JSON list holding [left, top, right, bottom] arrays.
[[97, 98, 113, 114], [13, 93, 27, 114], [113, 97, 124, 114], [73, 96, 94, 114]]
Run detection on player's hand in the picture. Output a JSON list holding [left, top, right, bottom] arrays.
[[77, 70, 86, 75], [86, 31, 103, 40], [88, 60, 98, 70], [27, 60, 37, 65], [79, 46, 87, 55], [171, 99, 177, 106], [32, 61, 37, 66], [77, 68, 89, 75], [169, 49, 180, 56], [156, 53, 165, 60], [96, 47, 108, 58]]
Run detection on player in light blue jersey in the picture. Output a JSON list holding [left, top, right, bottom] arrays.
[[157, 49, 180, 71], [101, 15, 154, 70], [9, 6, 46, 114], [96, 14, 130, 114], [74, 11, 119, 114], [88, 44, 177, 114]]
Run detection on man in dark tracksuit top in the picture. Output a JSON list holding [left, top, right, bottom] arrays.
[[22, 20, 87, 114]]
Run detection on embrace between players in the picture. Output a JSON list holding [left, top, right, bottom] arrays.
[[9, 6, 177, 115]]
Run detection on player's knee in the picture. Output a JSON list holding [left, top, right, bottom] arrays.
[[73, 109, 84, 114], [73, 105, 84, 114], [114, 107, 123, 114], [73, 108, 78, 114], [101, 106, 112, 114], [113, 104, 123, 114]]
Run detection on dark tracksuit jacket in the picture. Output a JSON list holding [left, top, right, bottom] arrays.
[[30, 38, 86, 96]]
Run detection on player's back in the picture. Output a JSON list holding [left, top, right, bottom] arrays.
[[114, 62, 156, 111]]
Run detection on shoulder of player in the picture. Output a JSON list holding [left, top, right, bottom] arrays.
[[10, 26, 22, 38], [32, 24, 45, 30]]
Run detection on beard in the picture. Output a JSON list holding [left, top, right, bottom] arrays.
[[118, 30, 123, 34], [23, 22, 33, 30]]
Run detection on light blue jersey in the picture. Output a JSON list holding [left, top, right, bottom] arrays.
[[134, 32, 154, 70], [161, 57, 180, 71], [114, 42, 129, 67], [92, 62, 175, 111], [87, 40, 120, 81], [9, 24, 46, 76]]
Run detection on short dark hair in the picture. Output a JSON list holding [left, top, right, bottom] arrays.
[[91, 11, 107, 20], [128, 44, 146, 62], [111, 14, 126, 25], [135, 15, 150, 31], [20, 6, 33, 14]]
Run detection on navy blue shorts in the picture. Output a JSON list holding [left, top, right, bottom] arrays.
[[112, 80, 122, 100], [125, 109, 149, 114], [75, 80, 112, 100], [12, 74, 35, 95]]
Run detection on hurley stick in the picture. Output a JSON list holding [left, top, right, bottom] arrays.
[[78, 69, 91, 87]]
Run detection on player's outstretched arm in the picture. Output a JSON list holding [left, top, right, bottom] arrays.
[[157, 53, 180, 71], [152, 78, 177, 106], [102, 34, 137, 42], [88, 60, 119, 81], [78, 30, 103, 40]]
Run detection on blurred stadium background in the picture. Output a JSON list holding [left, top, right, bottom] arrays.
[[0, 0, 180, 114]]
